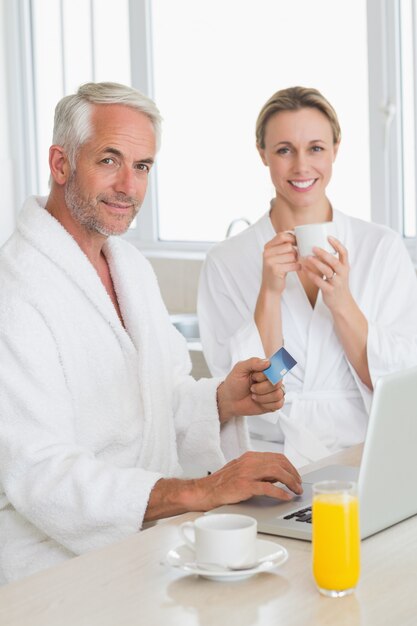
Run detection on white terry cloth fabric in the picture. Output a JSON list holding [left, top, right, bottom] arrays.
[[0, 196, 249, 585], [198, 208, 417, 467]]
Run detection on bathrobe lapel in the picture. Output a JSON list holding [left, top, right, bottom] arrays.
[[279, 211, 360, 464], [102, 236, 180, 473], [282, 271, 312, 352], [282, 210, 348, 393], [18, 198, 136, 357], [18, 198, 180, 474], [280, 281, 341, 463], [303, 291, 338, 390], [282, 273, 342, 392]]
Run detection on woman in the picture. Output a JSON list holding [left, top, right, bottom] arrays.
[[198, 86, 417, 467]]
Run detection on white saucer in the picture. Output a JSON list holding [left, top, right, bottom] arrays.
[[165, 538, 288, 581]]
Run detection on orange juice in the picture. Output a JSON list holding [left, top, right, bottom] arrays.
[[312, 486, 360, 595]]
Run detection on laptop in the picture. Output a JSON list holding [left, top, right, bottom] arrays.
[[211, 365, 417, 540]]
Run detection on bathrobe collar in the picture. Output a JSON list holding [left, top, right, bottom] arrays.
[[17, 196, 136, 353]]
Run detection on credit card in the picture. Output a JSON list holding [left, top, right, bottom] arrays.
[[263, 347, 297, 384]]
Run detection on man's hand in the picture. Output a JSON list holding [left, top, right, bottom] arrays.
[[217, 357, 285, 423], [144, 451, 303, 522], [197, 451, 303, 509]]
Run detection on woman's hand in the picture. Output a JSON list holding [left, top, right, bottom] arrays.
[[301, 236, 351, 312], [302, 236, 372, 389], [260, 231, 301, 295]]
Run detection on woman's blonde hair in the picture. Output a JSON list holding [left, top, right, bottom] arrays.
[[255, 86, 341, 149]]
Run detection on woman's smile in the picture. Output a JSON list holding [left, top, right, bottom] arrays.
[[288, 178, 318, 191]]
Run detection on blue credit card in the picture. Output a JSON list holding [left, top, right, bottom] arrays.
[[263, 347, 297, 384]]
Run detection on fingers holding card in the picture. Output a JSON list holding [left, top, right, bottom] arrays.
[[263, 347, 297, 384]]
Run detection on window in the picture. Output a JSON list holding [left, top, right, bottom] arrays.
[[399, 0, 417, 238], [148, 0, 370, 242], [6, 0, 417, 258], [31, 0, 131, 195], [367, 0, 417, 260]]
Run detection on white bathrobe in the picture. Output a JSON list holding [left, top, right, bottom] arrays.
[[198, 209, 417, 466], [0, 196, 248, 585]]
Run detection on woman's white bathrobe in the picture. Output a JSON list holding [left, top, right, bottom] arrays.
[[0, 197, 248, 585], [198, 209, 417, 466]]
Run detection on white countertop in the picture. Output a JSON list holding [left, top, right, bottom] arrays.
[[1, 444, 416, 626]]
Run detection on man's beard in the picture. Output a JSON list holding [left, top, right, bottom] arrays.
[[64, 172, 141, 237]]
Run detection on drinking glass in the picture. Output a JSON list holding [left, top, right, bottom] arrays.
[[312, 480, 360, 597]]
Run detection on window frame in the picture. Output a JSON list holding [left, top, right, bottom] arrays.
[[6, 0, 38, 213], [367, 0, 417, 262], [125, 0, 211, 253], [6, 0, 417, 260]]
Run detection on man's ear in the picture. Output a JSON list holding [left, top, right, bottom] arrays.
[[49, 145, 71, 185], [256, 143, 268, 166]]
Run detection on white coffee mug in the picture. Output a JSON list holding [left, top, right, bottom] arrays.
[[294, 221, 337, 258], [179, 514, 257, 568]]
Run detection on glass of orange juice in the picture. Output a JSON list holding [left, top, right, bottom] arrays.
[[312, 480, 360, 597]]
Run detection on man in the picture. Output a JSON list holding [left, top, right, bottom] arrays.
[[0, 82, 301, 584]]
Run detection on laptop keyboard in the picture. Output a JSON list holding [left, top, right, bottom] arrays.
[[283, 506, 312, 523]]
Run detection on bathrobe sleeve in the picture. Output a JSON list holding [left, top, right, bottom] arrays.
[[197, 237, 283, 438], [115, 245, 250, 475], [198, 252, 266, 378], [164, 321, 250, 475], [365, 232, 417, 383], [0, 298, 162, 556]]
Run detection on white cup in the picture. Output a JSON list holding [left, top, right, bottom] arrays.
[[294, 221, 337, 258], [179, 514, 257, 568]]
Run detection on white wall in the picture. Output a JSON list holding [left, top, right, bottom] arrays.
[[0, 0, 15, 246]]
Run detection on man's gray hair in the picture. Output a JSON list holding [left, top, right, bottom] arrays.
[[52, 82, 162, 169]]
